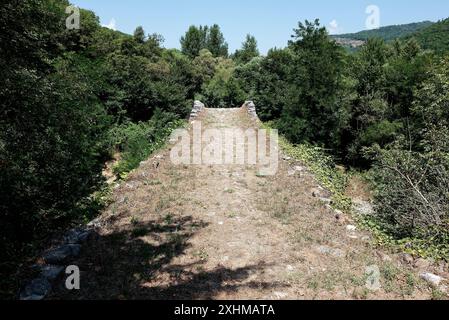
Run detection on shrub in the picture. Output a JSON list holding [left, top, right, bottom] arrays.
[[369, 146, 449, 238], [364, 59, 449, 258], [108, 111, 185, 177], [201, 61, 246, 108], [0, 66, 111, 263]]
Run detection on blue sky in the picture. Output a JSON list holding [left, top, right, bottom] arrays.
[[71, 0, 449, 54]]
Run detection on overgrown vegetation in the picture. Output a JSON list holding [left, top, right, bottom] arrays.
[[278, 135, 352, 212], [245, 20, 449, 260], [108, 113, 185, 178], [405, 18, 449, 55], [0, 0, 197, 292]]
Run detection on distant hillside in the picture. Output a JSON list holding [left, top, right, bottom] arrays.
[[334, 21, 434, 42], [408, 18, 449, 54]]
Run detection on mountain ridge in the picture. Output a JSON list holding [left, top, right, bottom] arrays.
[[332, 21, 434, 42]]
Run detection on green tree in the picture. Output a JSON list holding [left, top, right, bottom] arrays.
[[384, 38, 432, 119], [410, 18, 449, 55], [234, 34, 260, 64], [133, 26, 146, 43], [410, 58, 449, 151], [206, 24, 228, 57], [180, 25, 208, 58], [342, 38, 390, 164], [180, 24, 228, 58], [359, 59, 449, 253], [192, 49, 219, 85], [343, 37, 432, 165], [235, 48, 294, 120], [279, 20, 347, 148], [201, 59, 245, 107], [62, 8, 102, 53], [0, 0, 111, 267], [141, 33, 164, 60]]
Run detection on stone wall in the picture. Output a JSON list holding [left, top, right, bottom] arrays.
[[190, 100, 259, 121], [189, 100, 205, 121], [242, 101, 259, 120], [19, 226, 97, 300]]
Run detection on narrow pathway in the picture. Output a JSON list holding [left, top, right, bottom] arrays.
[[51, 107, 433, 300]]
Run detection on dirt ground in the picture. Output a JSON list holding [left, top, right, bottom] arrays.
[[50, 107, 444, 300]]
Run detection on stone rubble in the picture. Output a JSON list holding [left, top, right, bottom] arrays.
[[352, 199, 374, 215], [243, 101, 258, 119], [420, 272, 445, 287], [190, 100, 205, 120], [346, 225, 357, 232], [315, 245, 346, 258], [43, 244, 81, 264], [19, 278, 52, 301], [20, 226, 97, 300]]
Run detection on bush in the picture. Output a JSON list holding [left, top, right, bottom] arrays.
[[235, 49, 293, 121], [108, 111, 185, 177], [369, 146, 449, 238], [0, 2, 193, 293], [366, 145, 449, 259], [201, 60, 246, 108], [364, 59, 449, 258], [0, 66, 111, 263]]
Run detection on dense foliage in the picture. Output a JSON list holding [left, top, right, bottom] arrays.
[[334, 21, 434, 42], [0, 0, 199, 288], [367, 59, 449, 248], [233, 34, 260, 64], [335, 19, 449, 56], [235, 19, 449, 257], [180, 24, 229, 58], [409, 18, 449, 55]]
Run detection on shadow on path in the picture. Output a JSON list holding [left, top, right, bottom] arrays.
[[50, 214, 285, 300]]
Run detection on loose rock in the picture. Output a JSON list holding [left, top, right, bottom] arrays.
[[315, 245, 345, 258], [353, 199, 374, 215], [43, 244, 81, 264], [40, 265, 64, 281], [400, 253, 414, 265], [361, 235, 371, 242], [311, 188, 321, 198], [379, 253, 393, 262], [319, 197, 332, 205], [20, 278, 51, 300], [273, 291, 288, 299], [87, 218, 103, 229], [64, 228, 93, 244], [420, 272, 445, 287], [64, 229, 81, 244]]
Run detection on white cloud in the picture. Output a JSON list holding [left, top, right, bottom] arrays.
[[102, 18, 116, 31], [328, 19, 340, 35]]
